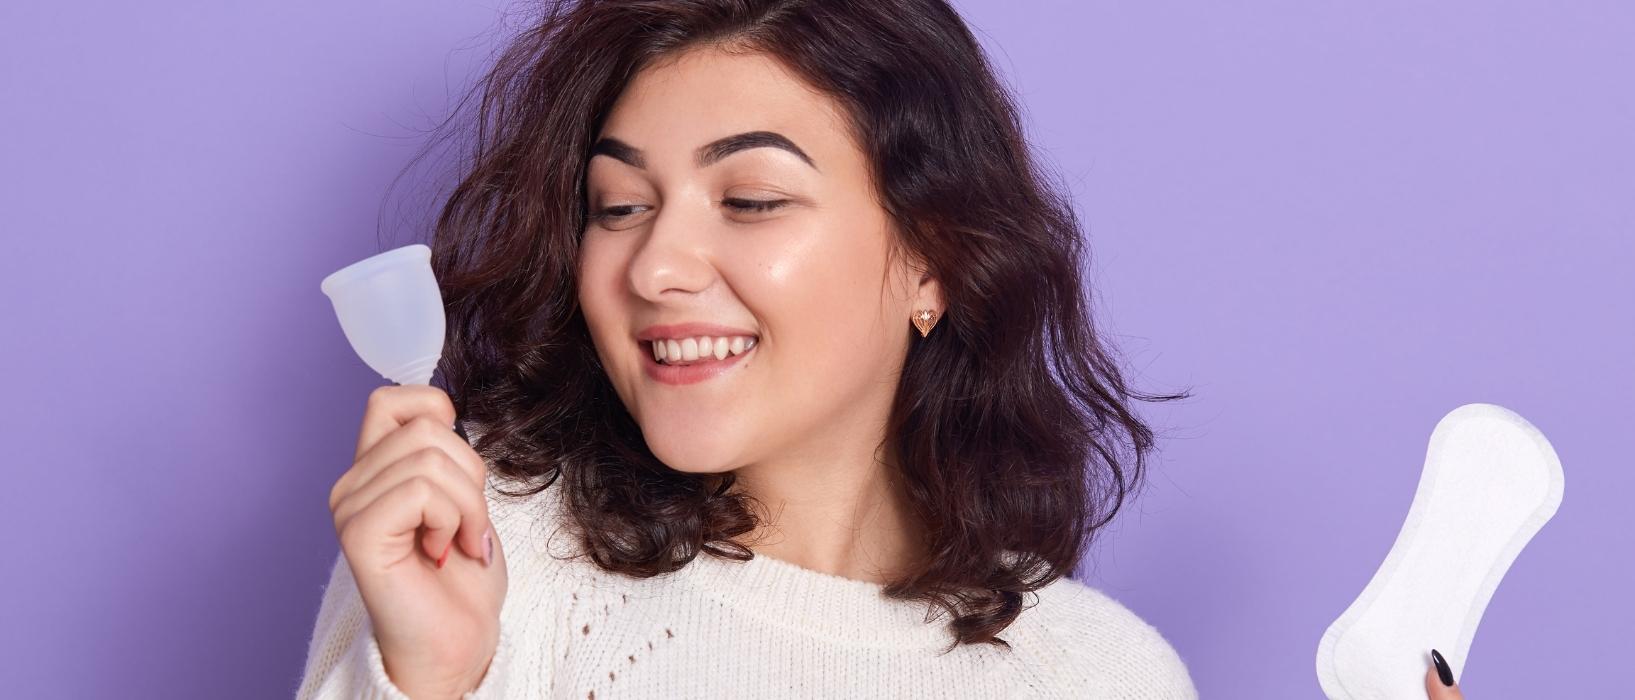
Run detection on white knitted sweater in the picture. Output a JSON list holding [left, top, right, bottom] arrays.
[[296, 466, 1197, 699]]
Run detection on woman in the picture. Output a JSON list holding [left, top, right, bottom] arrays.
[[297, 1, 1468, 697]]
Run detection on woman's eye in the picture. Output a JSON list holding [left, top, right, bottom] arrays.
[[589, 199, 789, 224], [724, 198, 789, 214], [590, 204, 646, 222]]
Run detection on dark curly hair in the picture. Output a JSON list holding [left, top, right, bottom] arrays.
[[412, 0, 1190, 651]]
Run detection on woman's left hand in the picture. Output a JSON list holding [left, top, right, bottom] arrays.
[[1425, 649, 1464, 699]]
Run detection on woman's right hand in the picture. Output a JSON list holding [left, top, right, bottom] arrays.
[[328, 384, 508, 698]]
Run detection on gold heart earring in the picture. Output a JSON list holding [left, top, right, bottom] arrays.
[[912, 308, 940, 338]]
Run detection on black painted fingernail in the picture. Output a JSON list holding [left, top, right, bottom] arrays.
[[1430, 648, 1454, 687]]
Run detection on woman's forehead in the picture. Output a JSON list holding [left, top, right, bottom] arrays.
[[597, 48, 854, 165]]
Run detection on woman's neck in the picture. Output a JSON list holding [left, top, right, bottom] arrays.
[[728, 447, 925, 585]]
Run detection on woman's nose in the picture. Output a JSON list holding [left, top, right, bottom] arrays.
[[625, 196, 719, 301]]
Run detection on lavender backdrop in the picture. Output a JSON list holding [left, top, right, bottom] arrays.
[[2, 1, 1628, 697]]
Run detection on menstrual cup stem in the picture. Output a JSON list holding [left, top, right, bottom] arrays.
[[389, 356, 441, 386]]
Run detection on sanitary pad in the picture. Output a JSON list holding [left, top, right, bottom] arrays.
[[1315, 403, 1564, 699]]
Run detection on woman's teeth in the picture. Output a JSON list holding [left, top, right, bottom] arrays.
[[650, 335, 757, 365]]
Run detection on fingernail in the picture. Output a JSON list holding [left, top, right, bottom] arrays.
[[1430, 648, 1454, 687], [482, 527, 494, 568], [436, 541, 452, 569]]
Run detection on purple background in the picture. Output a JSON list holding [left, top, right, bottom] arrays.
[[2, 1, 1628, 697]]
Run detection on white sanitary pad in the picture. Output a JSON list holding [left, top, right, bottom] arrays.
[[1315, 403, 1564, 699]]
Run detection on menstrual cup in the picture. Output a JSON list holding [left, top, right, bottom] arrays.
[[319, 244, 445, 386]]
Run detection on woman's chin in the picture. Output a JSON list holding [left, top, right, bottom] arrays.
[[628, 394, 764, 473], [642, 430, 745, 475], [653, 453, 741, 475]]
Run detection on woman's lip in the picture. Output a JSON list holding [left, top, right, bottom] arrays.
[[640, 341, 755, 386], [635, 322, 758, 342]]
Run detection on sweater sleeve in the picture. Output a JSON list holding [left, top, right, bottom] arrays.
[[294, 551, 515, 700]]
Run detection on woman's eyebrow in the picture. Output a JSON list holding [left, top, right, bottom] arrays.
[[590, 131, 819, 172]]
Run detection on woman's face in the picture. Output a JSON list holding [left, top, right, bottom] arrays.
[[578, 46, 940, 475]]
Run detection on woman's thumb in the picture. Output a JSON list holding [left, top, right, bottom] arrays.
[[1425, 648, 1465, 699]]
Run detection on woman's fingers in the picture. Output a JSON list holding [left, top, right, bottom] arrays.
[[336, 471, 466, 568], [355, 385, 458, 463], [328, 384, 493, 568], [1425, 649, 1464, 699], [333, 447, 493, 563], [331, 414, 486, 511]]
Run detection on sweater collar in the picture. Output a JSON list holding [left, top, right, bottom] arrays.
[[489, 470, 976, 650], [669, 548, 961, 649]]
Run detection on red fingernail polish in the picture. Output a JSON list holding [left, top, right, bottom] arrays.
[[436, 542, 452, 569]]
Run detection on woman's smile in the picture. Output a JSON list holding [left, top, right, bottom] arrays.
[[634, 321, 761, 386], [640, 335, 758, 386]]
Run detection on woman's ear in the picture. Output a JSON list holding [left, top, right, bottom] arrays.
[[905, 254, 946, 342], [887, 241, 945, 321], [904, 249, 943, 314], [914, 268, 944, 317]]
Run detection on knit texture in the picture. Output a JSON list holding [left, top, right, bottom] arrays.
[[296, 467, 1197, 699]]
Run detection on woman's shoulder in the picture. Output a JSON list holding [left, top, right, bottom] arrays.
[[1012, 575, 1199, 699]]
